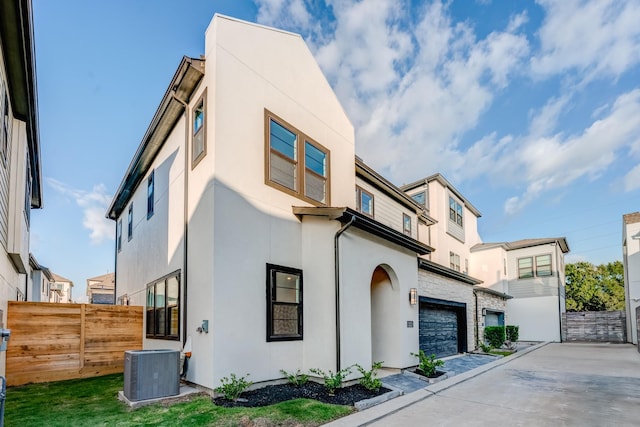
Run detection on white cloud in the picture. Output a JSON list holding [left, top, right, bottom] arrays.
[[624, 163, 640, 191], [47, 178, 113, 245], [531, 0, 640, 82]]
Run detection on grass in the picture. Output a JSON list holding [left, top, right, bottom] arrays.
[[489, 349, 515, 357], [5, 374, 354, 426]]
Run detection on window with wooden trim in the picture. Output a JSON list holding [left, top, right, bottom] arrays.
[[265, 110, 330, 205], [518, 255, 553, 279], [449, 251, 461, 272], [146, 272, 180, 340], [403, 213, 412, 236], [192, 91, 206, 168], [266, 264, 303, 341], [356, 186, 374, 217], [147, 170, 154, 219], [449, 197, 463, 227]]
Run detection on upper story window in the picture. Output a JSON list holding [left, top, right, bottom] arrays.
[[518, 254, 553, 279], [267, 264, 303, 341], [127, 204, 133, 241], [265, 110, 330, 206], [192, 91, 206, 168], [449, 197, 463, 227], [147, 170, 154, 219], [403, 213, 412, 236], [356, 186, 374, 217], [450, 251, 461, 272], [116, 219, 122, 252], [1, 86, 9, 164]]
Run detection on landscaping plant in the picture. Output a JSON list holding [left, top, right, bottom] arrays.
[[484, 326, 506, 348], [479, 342, 492, 353], [280, 369, 309, 386], [354, 361, 383, 392], [215, 373, 253, 401], [411, 350, 444, 377], [506, 325, 519, 342], [309, 366, 353, 395]]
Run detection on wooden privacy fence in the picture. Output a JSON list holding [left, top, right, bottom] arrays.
[[562, 310, 626, 343], [6, 301, 143, 386]]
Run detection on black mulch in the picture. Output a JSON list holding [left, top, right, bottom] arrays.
[[414, 369, 446, 378], [213, 382, 390, 408]]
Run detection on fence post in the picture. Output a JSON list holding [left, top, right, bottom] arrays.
[[80, 304, 85, 370]]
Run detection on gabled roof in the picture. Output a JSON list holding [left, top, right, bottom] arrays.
[[400, 173, 481, 217], [355, 157, 436, 225], [51, 272, 73, 285], [87, 272, 115, 290], [106, 56, 205, 220], [472, 237, 570, 254], [28, 253, 53, 281], [623, 212, 640, 225]]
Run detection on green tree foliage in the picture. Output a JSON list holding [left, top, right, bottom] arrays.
[[565, 261, 625, 311]]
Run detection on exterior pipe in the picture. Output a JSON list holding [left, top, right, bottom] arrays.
[[474, 290, 479, 349], [334, 214, 356, 372]]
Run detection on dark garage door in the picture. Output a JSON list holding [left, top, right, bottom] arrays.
[[419, 298, 467, 358]]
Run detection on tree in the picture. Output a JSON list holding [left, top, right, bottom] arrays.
[[565, 261, 625, 311]]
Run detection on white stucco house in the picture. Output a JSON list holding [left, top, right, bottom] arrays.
[[28, 253, 52, 302], [108, 15, 439, 390], [623, 212, 640, 345], [0, 0, 43, 375]]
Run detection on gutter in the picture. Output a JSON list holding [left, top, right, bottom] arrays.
[[334, 214, 355, 372]]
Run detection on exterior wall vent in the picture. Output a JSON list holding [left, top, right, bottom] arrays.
[[124, 349, 180, 401]]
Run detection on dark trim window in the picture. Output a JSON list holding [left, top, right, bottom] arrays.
[[192, 90, 206, 168], [116, 219, 122, 252], [127, 204, 133, 241], [266, 264, 303, 341], [518, 254, 553, 279], [450, 251, 461, 272], [1, 86, 9, 164], [403, 213, 412, 236], [356, 186, 374, 217], [147, 170, 154, 219], [146, 271, 180, 340], [24, 156, 31, 225], [265, 110, 330, 205], [449, 197, 463, 227]]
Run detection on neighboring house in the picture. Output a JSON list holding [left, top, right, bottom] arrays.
[[86, 272, 115, 304], [108, 15, 434, 390], [472, 238, 570, 342], [623, 212, 640, 345], [49, 273, 73, 304], [28, 253, 52, 302], [0, 0, 43, 375]]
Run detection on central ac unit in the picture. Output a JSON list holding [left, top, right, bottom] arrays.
[[124, 349, 180, 401]]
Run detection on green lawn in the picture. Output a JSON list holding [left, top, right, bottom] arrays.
[[5, 374, 353, 426]]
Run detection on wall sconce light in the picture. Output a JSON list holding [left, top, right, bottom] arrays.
[[409, 288, 417, 305]]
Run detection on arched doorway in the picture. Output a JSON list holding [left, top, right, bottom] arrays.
[[370, 265, 397, 365]]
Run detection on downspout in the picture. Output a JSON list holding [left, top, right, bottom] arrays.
[[474, 290, 479, 349], [334, 214, 355, 372]]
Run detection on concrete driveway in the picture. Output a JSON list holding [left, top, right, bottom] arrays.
[[329, 343, 640, 426]]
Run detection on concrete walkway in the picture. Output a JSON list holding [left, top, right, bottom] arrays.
[[326, 343, 640, 426]]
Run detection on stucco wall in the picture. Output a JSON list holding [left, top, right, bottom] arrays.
[[507, 296, 561, 342]]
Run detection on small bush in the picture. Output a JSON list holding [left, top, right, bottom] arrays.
[[484, 326, 506, 348], [215, 373, 252, 401], [355, 361, 383, 392], [309, 366, 352, 395], [280, 369, 309, 386], [411, 350, 444, 377], [479, 342, 492, 353], [506, 325, 519, 342]]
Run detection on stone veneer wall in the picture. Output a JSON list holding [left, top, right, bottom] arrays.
[[475, 290, 507, 347]]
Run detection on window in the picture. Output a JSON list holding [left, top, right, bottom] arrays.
[[116, 219, 122, 252], [535, 254, 552, 276], [449, 252, 461, 272], [265, 110, 330, 205], [127, 204, 133, 241], [146, 271, 180, 340], [356, 186, 374, 217], [192, 91, 206, 168], [147, 170, 154, 219], [449, 197, 463, 227], [503, 258, 507, 275], [266, 264, 302, 341], [1, 86, 9, 163], [24, 156, 31, 225], [403, 213, 412, 236], [411, 190, 428, 210], [518, 257, 533, 278]]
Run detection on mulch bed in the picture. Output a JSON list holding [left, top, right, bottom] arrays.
[[413, 369, 446, 378], [213, 382, 390, 407]]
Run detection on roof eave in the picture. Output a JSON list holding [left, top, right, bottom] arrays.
[[418, 258, 483, 285]]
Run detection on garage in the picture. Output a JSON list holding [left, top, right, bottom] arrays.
[[419, 297, 467, 358]]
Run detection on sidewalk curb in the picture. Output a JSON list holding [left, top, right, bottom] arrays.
[[322, 342, 549, 427]]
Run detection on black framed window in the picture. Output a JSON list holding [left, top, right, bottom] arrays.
[[116, 219, 122, 252], [127, 204, 133, 241], [266, 264, 303, 341], [146, 271, 180, 340], [192, 90, 206, 168], [147, 170, 154, 219]]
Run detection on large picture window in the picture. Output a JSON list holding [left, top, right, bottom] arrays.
[[265, 110, 330, 206], [146, 271, 180, 340], [266, 264, 303, 341]]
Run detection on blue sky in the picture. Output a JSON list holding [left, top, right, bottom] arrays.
[[31, 0, 640, 301]]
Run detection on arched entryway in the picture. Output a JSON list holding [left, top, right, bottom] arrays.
[[370, 265, 397, 365]]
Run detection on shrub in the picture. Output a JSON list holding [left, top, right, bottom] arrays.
[[309, 366, 352, 395], [280, 369, 309, 386], [411, 350, 444, 377], [215, 373, 252, 401], [355, 361, 383, 392], [479, 342, 492, 353], [506, 325, 519, 342], [484, 326, 506, 348]]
